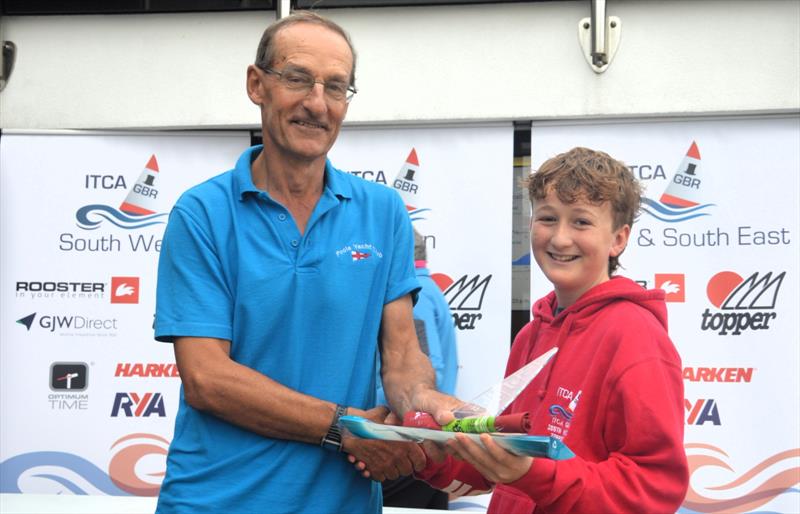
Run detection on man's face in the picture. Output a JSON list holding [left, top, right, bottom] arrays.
[[531, 189, 630, 308], [253, 23, 353, 164]]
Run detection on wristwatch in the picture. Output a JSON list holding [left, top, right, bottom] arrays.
[[320, 404, 348, 452]]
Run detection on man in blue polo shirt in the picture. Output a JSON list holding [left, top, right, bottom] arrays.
[[153, 11, 457, 514]]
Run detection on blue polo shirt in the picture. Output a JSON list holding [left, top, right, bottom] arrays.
[[154, 145, 419, 514]]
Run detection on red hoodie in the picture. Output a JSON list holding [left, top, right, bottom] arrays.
[[417, 277, 689, 513]]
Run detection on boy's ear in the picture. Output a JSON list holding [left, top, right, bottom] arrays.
[[610, 224, 631, 257]]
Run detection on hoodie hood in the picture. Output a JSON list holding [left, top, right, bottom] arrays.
[[516, 276, 669, 399], [532, 276, 668, 331]]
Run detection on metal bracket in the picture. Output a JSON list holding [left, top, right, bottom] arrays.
[[578, 0, 620, 74], [1, 41, 16, 92]]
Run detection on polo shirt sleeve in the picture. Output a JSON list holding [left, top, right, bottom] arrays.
[[154, 204, 233, 343], [383, 193, 420, 305]]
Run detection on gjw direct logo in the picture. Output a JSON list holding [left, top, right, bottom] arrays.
[[701, 271, 785, 336], [431, 273, 492, 330], [16, 312, 118, 333]]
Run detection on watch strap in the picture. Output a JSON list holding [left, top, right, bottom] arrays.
[[320, 404, 347, 452]]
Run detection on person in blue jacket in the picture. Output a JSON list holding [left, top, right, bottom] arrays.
[[378, 229, 459, 509]]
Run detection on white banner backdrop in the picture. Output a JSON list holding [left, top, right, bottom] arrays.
[[330, 124, 513, 404], [527, 117, 800, 514], [0, 131, 249, 495], [1, 125, 513, 501]]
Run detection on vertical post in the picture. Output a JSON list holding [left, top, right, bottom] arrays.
[[590, 0, 607, 66], [276, 0, 292, 20]]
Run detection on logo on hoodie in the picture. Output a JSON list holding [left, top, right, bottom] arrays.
[[700, 271, 784, 336]]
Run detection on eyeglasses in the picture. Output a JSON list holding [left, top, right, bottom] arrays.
[[258, 65, 357, 102]]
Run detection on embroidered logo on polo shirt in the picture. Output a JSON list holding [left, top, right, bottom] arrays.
[[335, 243, 384, 261]]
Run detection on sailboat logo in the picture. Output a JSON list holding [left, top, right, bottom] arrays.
[[75, 155, 168, 230], [391, 148, 432, 222], [641, 141, 715, 223]]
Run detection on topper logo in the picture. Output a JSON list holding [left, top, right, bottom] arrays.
[[433, 273, 493, 331], [701, 271, 784, 335]]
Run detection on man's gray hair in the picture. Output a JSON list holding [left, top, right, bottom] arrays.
[[254, 11, 357, 88], [414, 229, 426, 262]]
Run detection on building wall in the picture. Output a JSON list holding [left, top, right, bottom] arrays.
[[1, 0, 798, 129]]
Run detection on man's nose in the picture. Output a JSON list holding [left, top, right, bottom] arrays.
[[302, 83, 328, 114]]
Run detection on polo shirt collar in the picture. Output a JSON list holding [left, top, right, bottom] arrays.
[[234, 145, 353, 201]]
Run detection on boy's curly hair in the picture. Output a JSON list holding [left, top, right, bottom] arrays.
[[525, 147, 642, 274]]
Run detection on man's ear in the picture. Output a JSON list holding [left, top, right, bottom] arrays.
[[246, 65, 265, 106], [610, 224, 631, 257]]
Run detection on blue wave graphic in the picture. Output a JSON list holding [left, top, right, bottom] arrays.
[[640, 197, 715, 223], [548, 405, 573, 421], [409, 207, 432, 222], [0, 451, 130, 495], [76, 204, 167, 231], [512, 253, 531, 265]]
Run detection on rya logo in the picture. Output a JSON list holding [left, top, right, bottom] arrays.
[[110, 392, 166, 417], [701, 271, 784, 335], [685, 398, 721, 425], [432, 273, 492, 331]]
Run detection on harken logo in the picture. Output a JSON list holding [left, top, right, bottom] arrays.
[[50, 362, 88, 391], [111, 277, 140, 304], [432, 273, 492, 331], [115, 363, 180, 378], [655, 273, 685, 302], [701, 271, 784, 336]]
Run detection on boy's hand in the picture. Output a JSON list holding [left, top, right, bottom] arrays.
[[446, 433, 533, 484]]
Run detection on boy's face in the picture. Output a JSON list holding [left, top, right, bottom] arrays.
[[531, 189, 630, 308]]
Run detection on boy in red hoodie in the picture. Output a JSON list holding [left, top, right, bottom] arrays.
[[416, 147, 689, 513]]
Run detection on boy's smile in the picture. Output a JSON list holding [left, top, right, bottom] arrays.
[[531, 190, 630, 308]]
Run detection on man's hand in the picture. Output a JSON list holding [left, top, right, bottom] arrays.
[[342, 406, 426, 481], [445, 432, 533, 484], [409, 387, 463, 425]]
